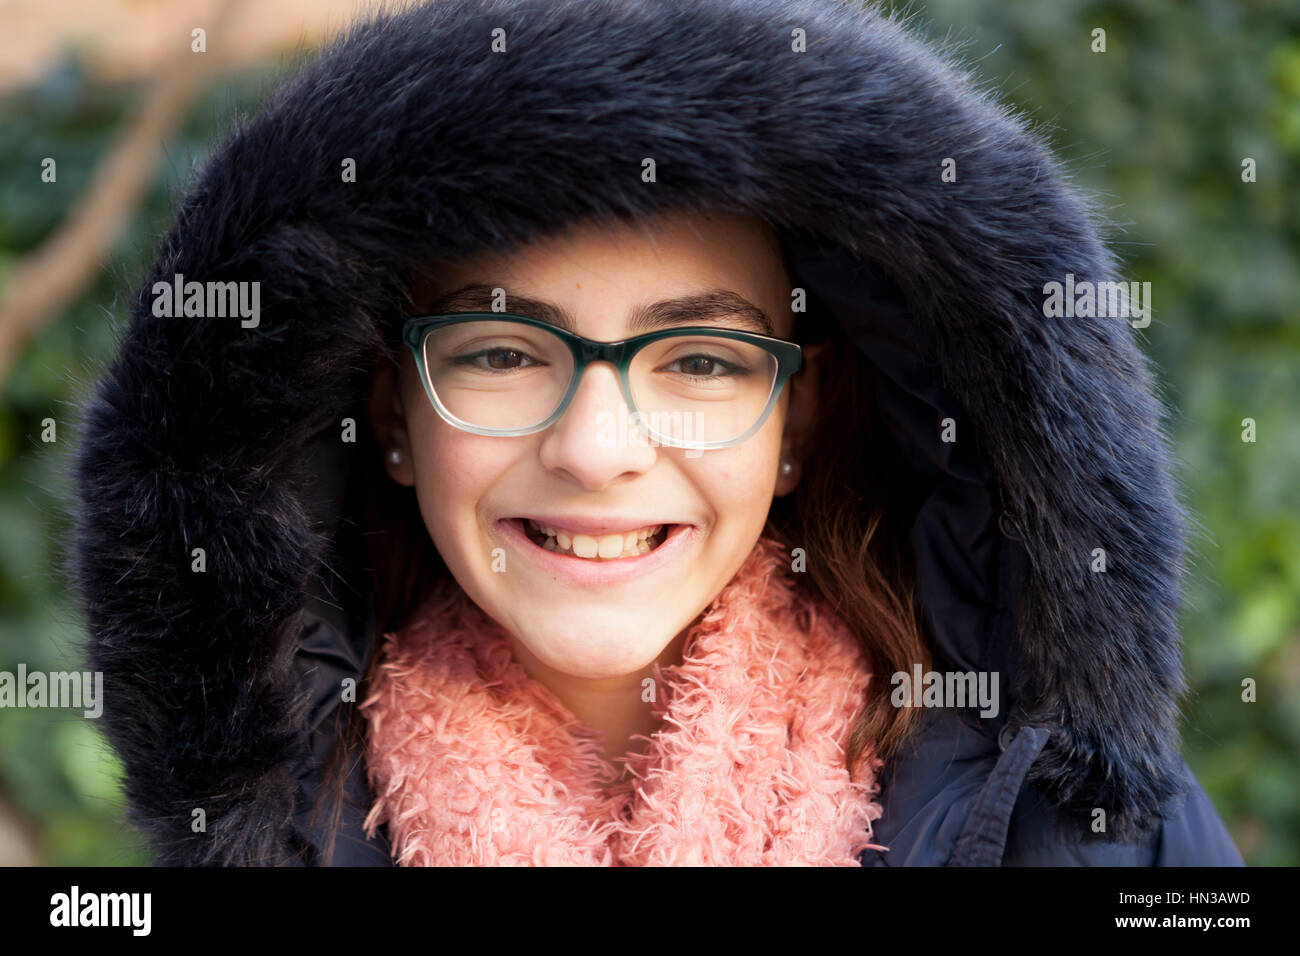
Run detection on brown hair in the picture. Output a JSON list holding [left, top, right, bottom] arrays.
[[764, 296, 932, 774], [305, 275, 931, 864]]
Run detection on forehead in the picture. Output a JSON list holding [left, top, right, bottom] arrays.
[[409, 211, 794, 337]]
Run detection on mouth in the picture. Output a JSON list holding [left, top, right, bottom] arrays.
[[516, 518, 672, 560], [495, 515, 701, 586]]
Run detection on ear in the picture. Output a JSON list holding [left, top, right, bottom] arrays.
[[774, 341, 825, 497], [368, 357, 416, 487]]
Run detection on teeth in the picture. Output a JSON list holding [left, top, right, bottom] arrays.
[[524, 519, 667, 559]]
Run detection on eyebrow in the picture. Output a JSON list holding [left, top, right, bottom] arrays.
[[422, 283, 777, 337]]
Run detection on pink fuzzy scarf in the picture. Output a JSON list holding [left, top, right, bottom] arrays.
[[359, 535, 886, 865]]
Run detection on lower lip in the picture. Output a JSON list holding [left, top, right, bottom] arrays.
[[495, 518, 700, 586]]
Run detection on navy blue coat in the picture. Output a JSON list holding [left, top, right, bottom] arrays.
[[69, 0, 1243, 866]]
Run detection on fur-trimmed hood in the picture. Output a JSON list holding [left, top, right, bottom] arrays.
[[68, 0, 1241, 865]]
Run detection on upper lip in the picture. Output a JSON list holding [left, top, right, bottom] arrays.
[[510, 515, 685, 536]]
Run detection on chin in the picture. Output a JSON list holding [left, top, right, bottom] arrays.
[[512, 613, 676, 678]]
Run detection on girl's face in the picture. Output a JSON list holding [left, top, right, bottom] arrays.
[[370, 210, 818, 680]]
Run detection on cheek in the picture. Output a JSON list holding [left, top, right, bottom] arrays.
[[692, 430, 782, 529], [406, 408, 501, 537]]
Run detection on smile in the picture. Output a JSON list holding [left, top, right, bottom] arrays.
[[523, 518, 666, 559], [495, 515, 699, 586]]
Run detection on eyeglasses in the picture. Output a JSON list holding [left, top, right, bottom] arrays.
[[401, 312, 802, 450]]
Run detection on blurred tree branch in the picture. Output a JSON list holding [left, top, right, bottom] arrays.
[[0, 0, 243, 387], [0, 789, 40, 866]]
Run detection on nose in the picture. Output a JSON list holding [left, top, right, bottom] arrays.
[[536, 360, 657, 490]]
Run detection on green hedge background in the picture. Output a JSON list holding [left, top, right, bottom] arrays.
[[1, 0, 1296, 865]]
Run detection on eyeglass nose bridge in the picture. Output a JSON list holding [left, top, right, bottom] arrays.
[[576, 338, 633, 365], [564, 339, 638, 424]]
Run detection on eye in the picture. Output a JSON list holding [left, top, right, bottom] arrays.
[[677, 355, 719, 376], [455, 347, 542, 371], [661, 353, 746, 378]]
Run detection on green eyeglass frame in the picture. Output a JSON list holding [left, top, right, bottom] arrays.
[[401, 311, 803, 450]]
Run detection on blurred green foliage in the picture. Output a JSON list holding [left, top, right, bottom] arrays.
[[892, 0, 1300, 865], [0, 55, 281, 865], [1, 0, 1296, 864]]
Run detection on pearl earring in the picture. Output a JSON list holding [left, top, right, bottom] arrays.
[[779, 459, 795, 477], [387, 447, 403, 465]]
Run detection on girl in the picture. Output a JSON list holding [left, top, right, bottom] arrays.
[[71, 0, 1243, 866]]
